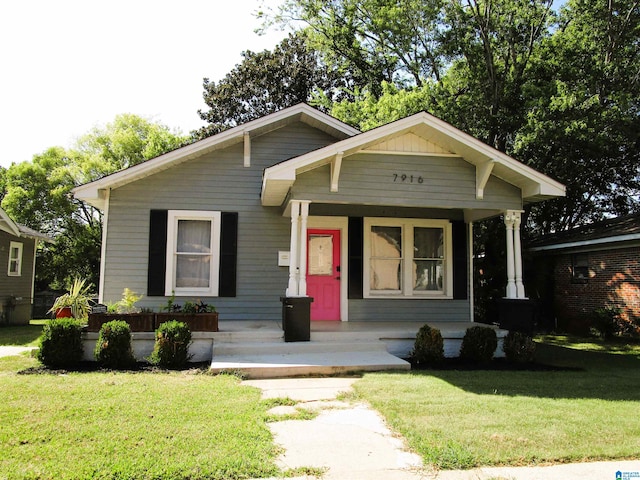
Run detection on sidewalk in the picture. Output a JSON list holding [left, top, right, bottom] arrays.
[[243, 377, 640, 480], [0, 346, 36, 358]]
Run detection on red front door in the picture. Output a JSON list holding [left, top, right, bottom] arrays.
[[307, 229, 341, 321]]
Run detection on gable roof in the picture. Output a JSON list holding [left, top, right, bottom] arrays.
[[0, 206, 51, 242], [529, 213, 640, 252], [73, 104, 360, 209], [262, 110, 565, 206]]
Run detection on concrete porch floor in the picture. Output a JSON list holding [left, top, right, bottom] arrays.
[[210, 321, 506, 378]]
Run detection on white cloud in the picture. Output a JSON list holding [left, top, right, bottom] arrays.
[[0, 0, 287, 167]]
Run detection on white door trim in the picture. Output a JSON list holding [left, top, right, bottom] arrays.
[[308, 216, 349, 321]]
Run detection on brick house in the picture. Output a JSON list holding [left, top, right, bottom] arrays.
[[528, 213, 640, 334]]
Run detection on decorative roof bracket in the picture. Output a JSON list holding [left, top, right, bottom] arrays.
[[330, 151, 344, 192], [476, 159, 495, 200]]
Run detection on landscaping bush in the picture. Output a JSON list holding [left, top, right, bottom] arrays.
[[503, 331, 536, 363], [37, 317, 84, 368], [460, 326, 497, 363], [411, 324, 444, 365], [591, 306, 623, 339], [148, 320, 191, 369], [94, 320, 135, 369]]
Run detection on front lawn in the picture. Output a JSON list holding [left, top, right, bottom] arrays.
[[353, 335, 640, 469], [0, 321, 46, 347], [0, 356, 280, 480]]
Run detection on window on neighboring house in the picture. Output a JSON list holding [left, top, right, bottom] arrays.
[[165, 210, 221, 296], [364, 218, 453, 298], [571, 253, 589, 284], [8, 241, 23, 276]]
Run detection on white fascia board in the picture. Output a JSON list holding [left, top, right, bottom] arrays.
[[0, 208, 20, 237], [529, 233, 640, 252]]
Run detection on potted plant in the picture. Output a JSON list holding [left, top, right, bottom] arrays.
[[155, 298, 218, 332], [48, 278, 92, 320], [87, 288, 155, 332]]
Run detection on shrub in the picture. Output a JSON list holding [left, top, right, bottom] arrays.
[[411, 324, 444, 365], [37, 318, 84, 368], [591, 306, 622, 339], [503, 331, 536, 363], [149, 320, 192, 369], [460, 326, 497, 363], [94, 320, 136, 369]]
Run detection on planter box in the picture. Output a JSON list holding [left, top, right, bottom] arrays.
[[87, 313, 156, 332], [155, 312, 219, 332]]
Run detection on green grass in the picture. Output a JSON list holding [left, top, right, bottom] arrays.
[[353, 335, 640, 470], [0, 358, 281, 480], [0, 321, 46, 347]]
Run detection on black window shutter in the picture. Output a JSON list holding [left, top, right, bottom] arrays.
[[218, 212, 238, 297], [147, 210, 168, 296], [452, 220, 468, 300], [348, 217, 364, 299]]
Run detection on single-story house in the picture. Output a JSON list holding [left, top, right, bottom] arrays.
[[73, 104, 565, 346], [528, 213, 640, 334], [0, 207, 50, 324]]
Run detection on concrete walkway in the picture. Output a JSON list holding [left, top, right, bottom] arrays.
[[0, 346, 36, 358], [243, 377, 640, 480]]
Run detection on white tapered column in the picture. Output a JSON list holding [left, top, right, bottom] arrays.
[[298, 201, 310, 296], [504, 211, 517, 299], [286, 201, 300, 297], [513, 213, 526, 298]]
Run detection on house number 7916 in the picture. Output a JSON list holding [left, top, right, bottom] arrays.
[[393, 173, 424, 183]]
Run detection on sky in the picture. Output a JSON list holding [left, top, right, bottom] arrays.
[[0, 0, 288, 168]]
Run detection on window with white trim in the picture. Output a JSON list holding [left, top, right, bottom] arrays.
[[364, 218, 452, 298], [165, 210, 221, 296], [8, 241, 23, 276]]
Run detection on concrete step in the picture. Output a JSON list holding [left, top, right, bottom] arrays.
[[210, 349, 410, 379], [212, 340, 387, 356]]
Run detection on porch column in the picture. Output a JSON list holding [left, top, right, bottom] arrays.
[[504, 211, 517, 299], [298, 201, 310, 296], [286, 201, 300, 296], [513, 213, 526, 298]]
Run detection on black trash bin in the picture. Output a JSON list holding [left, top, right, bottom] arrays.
[[280, 296, 313, 342]]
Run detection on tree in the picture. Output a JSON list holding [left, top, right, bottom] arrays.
[[514, 0, 640, 233], [196, 32, 350, 138], [263, 0, 447, 95], [1, 115, 187, 291]]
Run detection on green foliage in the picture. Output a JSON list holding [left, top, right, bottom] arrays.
[[112, 287, 143, 314], [37, 317, 84, 368], [460, 326, 497, 363], [503, 331, 536, 363], [411, 324, 444, 365], [196, 32, 348, 139], [1, 115, 187, 290], [591, 306, 623, 340], [149, 320, 192, 369], [48, 277, 93, 320], [94, 320, 135, 369]]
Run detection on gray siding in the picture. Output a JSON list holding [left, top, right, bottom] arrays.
[[292, 153, 522, 210], [103, 122, 338, 320], [0, 231, 36, 324], [349, 299, 470, 322]]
